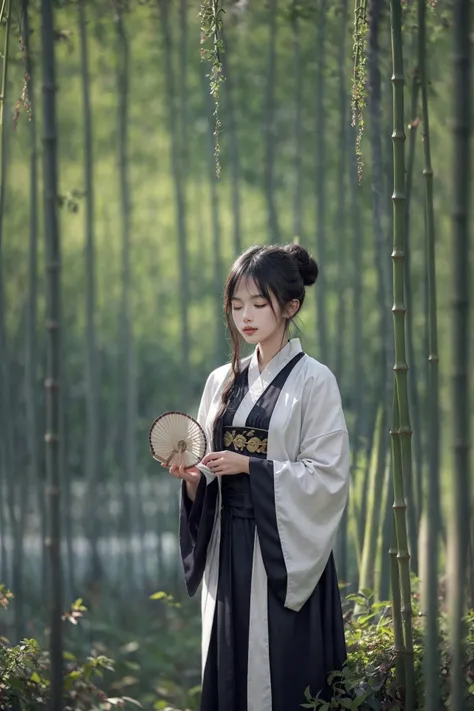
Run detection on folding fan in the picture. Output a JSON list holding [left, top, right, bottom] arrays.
[[149, 411, 207, 469]]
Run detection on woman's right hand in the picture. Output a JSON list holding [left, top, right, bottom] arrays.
[[166, 464, 201, 483], [164, 464, 201, 502]]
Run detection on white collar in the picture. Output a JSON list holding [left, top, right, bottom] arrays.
[[229, 338, 303, 421], [248, 338, 303, 390]]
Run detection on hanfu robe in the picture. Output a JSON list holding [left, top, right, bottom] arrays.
[[179, 338, 350, 711]]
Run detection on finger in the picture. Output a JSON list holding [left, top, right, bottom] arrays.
[[203, 452, 223, 465]]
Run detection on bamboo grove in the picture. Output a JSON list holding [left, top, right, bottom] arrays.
[[0, 0, 472, 709]]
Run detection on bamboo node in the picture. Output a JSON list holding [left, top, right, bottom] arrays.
[[44, 432, 59, 444], [45, 320, 60, 330], [392, 358, 408, 366], [392, 503, 407, 511], [44, 378, 60, 389]]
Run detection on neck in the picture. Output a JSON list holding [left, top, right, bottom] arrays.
[[257, 329, 290, 372]]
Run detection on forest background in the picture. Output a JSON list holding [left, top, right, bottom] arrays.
[[0, 0, 472, 709]]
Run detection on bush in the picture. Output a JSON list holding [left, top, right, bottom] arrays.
[[0, 586, 141, 711], [2, 583, 474, 711], [304, 588, 474, 710]]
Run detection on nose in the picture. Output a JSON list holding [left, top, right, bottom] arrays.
[[243, 308, 253, 323]]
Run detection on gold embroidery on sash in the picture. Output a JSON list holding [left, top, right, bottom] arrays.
[[223, 428, 268, 454]]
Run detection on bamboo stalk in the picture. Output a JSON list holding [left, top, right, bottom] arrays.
[[0, 0, 6, 33], [314, 0, 328, 362], [358, 405, 387, 597], [390, 392, 405, 687], [20, 0, 44, 602], [220, 25, 242, 256], [449, 0, 471, 707], [0, 0, 10, 221], [348, 125, 364, 579], [0, 0, 11, 603], [334, 0, 348, 382], [417, 1, 440, 707], [291, 0, 303, 243], [115, 4, 135, 586], [334, 0, 349, 578], [78, 0, 101, 584], [374, 449, 390, 599], [41, 0, 63, 705], [389, 1, 415, 707], [264, 0, 280, 243], [158, 0, 190, 405], [404, 59, 423, 524]]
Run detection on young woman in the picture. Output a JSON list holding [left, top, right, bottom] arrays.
[[167, 244, 350, 711]]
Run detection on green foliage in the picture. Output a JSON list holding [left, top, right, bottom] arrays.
[[3, 583, 474, 711], [0, 589, 141, 711], [149, 591, 181, 607], [64, 586, 202, 710], [303, 590, 474, 710]]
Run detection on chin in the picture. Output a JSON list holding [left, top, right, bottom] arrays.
[[241, 331, 260, 342]]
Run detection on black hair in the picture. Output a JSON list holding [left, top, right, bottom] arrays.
[[212, 243, 318, 447]]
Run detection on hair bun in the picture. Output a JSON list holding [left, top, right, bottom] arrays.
[[284, 244, 319, 286]]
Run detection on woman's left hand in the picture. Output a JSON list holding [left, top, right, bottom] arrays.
[[202, 450, 250, 476]]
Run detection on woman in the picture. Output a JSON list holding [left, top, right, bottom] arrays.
[[167, 244, 350, 711]]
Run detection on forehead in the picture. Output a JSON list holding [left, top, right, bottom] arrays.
[[232, 277, 262, 300]]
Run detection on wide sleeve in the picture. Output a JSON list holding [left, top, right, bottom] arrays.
[[179, 372, 219, 597], [248, 367, 350, 612]]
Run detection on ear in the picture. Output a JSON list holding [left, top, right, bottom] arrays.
[[284, 299, 300, 319]]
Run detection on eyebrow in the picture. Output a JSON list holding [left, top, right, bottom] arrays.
[[231, 294, 265, 301]]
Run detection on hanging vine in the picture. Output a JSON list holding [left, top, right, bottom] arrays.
[[199, 0, 225, 178], [352, 0, 368, 180]]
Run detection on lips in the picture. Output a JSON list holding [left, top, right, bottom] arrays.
[[243, 328, 257, 335]]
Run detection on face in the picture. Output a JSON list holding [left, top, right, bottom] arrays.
[[230, 277, 287, 345]]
